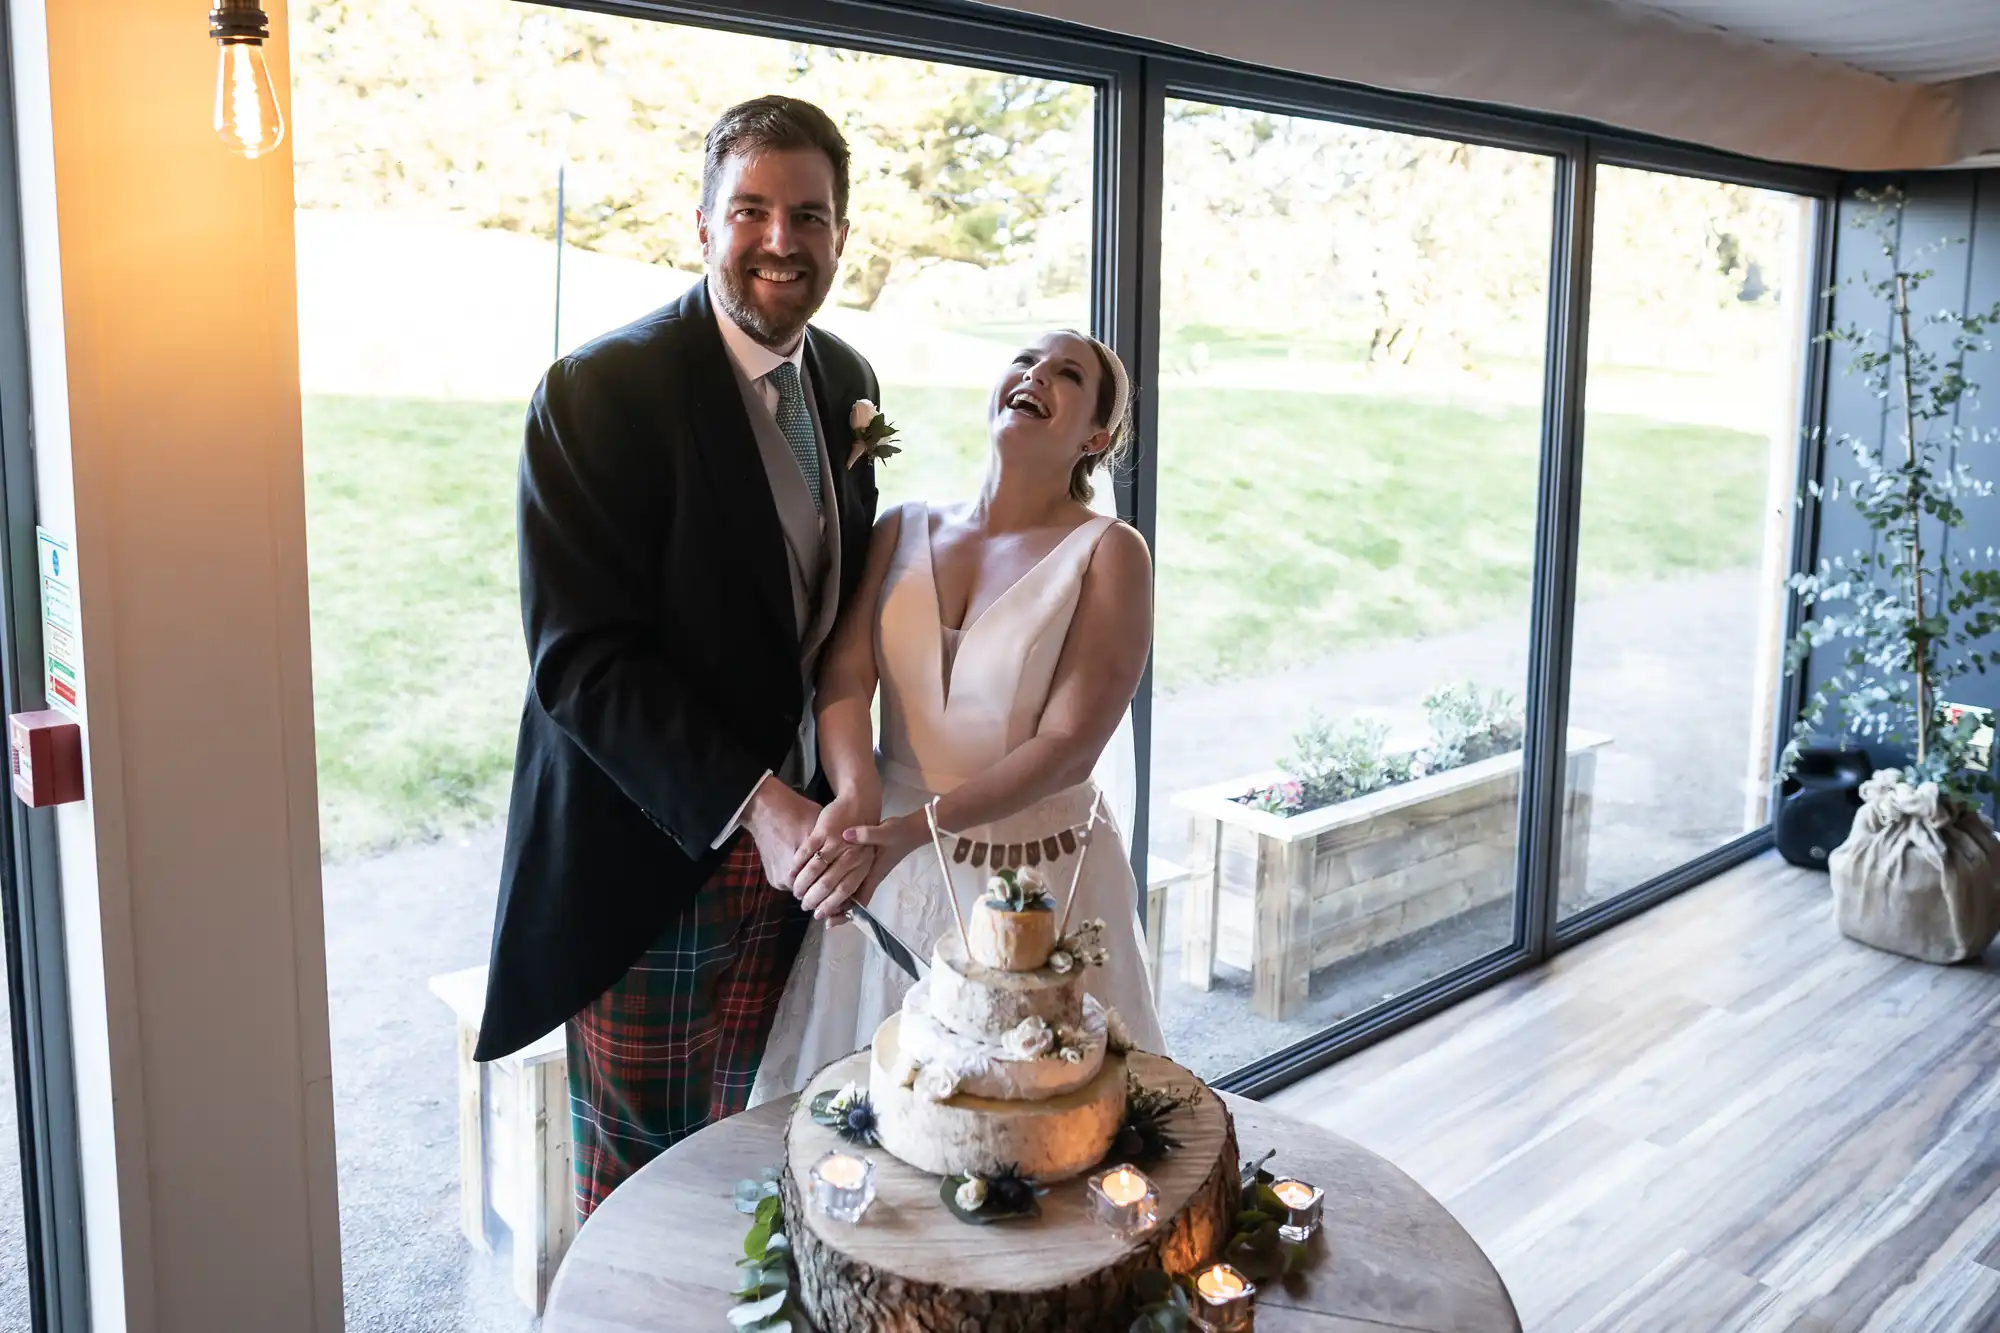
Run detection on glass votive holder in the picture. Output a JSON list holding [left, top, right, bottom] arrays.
[[1086, 1163, 1159, 1240], [1270, 1176, 1324, 1243], [808, 1150, 876, 1223], [1192, 1262, 1257, 1331]]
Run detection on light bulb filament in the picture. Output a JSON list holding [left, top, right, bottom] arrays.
[[214, 38, 284, 159]]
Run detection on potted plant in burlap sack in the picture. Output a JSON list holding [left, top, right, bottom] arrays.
[[1783, 189, 2000, 965]]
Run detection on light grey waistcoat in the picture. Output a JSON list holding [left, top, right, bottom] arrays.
[[723, 349, 843, 789]]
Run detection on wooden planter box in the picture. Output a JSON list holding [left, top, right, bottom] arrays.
[[1170, 729, 1610, 1020]]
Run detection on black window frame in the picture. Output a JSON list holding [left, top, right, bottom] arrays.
[[0, 6, 89, 1330], [410, 0, 1838, 1103]]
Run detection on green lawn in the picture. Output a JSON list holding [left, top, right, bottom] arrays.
[[302, 387, 1770, 855]]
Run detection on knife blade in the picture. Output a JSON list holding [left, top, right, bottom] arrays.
[[842, 902, 926, 982]]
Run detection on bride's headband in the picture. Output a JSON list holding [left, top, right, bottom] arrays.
[[1061, 329, 1132, 451]]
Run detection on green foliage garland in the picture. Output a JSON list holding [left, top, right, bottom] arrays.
[[730, 1167, 801, 1331]]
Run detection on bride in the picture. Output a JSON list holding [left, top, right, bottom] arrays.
[[751, 329, 1166, 1101]]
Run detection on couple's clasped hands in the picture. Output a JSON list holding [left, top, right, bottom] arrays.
[[746, 778, 928, 924]]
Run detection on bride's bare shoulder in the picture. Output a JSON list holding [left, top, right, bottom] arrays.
[[1084, 518, 1151, 588]]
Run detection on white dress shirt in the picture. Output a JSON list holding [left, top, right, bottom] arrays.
[[712, 290, 816, 849]]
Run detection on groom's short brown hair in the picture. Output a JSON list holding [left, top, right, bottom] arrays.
[[702, 96, 852, 223]]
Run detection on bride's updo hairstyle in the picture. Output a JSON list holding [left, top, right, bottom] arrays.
[[1061, 330, 1133, 504]]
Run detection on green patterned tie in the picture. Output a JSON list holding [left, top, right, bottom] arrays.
[[768, 361, 822, 514]]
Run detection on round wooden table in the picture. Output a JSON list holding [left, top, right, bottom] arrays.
[[543, 1090, 1520, 1333]]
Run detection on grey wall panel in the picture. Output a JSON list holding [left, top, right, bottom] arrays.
[[1805, 173, 2000, 760]]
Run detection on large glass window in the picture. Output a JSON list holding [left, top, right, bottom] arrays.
[[1144, 98, 1557, 1079], [1556, 166, 1813, 921], [294, 1, 1097, 1324], [0, 950, 24, 1327]]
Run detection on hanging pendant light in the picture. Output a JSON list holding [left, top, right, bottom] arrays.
[[210, 0, 284, 159]]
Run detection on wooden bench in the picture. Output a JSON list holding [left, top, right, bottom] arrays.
[[428, 965, 574, 1315], [1145, 855, 1195, 1005]]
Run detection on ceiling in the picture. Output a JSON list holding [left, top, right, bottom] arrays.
[[1616, 0, 2000, 84]]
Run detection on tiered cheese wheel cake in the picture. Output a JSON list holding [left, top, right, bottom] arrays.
[[780, 871, 1244, 1332], [866, 886, 1127, 1180]]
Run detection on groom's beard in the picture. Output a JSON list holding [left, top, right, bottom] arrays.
[[711, 252, 831, 350]]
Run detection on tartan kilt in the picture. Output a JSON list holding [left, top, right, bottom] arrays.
[[564, 834, 808, 1221]]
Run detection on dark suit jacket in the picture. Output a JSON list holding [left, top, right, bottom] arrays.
[[475, 279, 880, 1061]]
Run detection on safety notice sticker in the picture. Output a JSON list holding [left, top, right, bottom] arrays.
[[37, 527, 82, 718]]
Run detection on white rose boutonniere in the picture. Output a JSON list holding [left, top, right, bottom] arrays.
[[846, 399, 901, 470]]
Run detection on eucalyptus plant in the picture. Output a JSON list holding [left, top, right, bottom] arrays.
[[1784, 188, 2000, 807]]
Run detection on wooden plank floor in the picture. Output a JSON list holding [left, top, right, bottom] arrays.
[[1266, 854, 2000, 1333]]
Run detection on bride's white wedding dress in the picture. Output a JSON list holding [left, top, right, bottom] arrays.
[[751, 500, 1167, 1103]]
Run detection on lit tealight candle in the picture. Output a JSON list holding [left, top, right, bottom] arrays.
[[1270, 1176, 1324, 1243], [1086, 1164, 1159, 1240], [1104, 1167, 1149, 1205], [1192, 1262, 1256, 1332], [809, 1151, 876, 1223]]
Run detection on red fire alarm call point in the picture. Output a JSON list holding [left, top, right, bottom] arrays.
[[10, 710, 83, 807]]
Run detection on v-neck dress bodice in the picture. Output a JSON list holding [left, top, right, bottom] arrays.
[[749, 501, 1166, 1105], [876, 500, 1114, 792]]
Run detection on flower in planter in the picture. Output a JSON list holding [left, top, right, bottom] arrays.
[[1233, 684, 1526, 819], [1242, 779, 1305, 815], [1420, 681, 1525, 773]]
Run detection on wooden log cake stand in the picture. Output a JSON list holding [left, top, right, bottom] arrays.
[[541, 1083, 1523, 1333], [780, 1049, 1238, 1333]]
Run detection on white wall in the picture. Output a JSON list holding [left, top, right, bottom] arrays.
[[8, 0, 343, 1329], [988, 0, 1970, 170]]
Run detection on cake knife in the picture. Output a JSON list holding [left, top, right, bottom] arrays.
[[842, 902, 926, 982]]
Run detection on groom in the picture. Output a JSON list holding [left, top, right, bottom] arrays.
[[475, 95, 882, 1220]]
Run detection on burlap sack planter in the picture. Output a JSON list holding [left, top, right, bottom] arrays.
[[1829, 770, 2000, 965]]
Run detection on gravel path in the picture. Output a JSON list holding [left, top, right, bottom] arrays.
[[0, 566, 1778, 1329]]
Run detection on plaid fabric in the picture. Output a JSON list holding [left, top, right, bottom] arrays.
[[564, 835, 808, 1221]]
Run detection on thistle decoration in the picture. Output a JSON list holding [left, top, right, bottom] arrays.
[[940, 1162, 1044, 1225], [809, 1084, 880, 1148], [1110, 1074, 1198, 1164]]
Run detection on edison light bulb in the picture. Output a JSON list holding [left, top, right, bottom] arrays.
[[214, 39, 283, 159]]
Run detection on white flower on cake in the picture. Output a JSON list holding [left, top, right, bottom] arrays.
[[1105, 1006, 1134, 1055], [1054, 919, 1109, 968], [916, 1063, 962, 1101], [954, 1176, 988, 1211], [1003, 1016, 1056, 1059]]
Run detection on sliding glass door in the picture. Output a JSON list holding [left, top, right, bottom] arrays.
[[1142, 93, 1558, 1078], [1556, 165, 1817, 924]]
